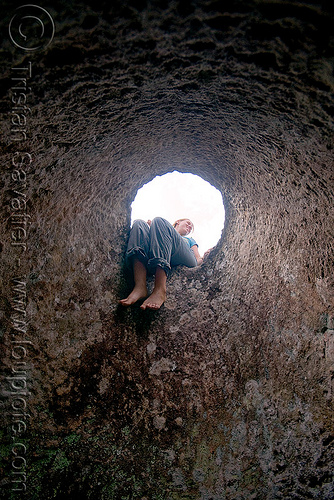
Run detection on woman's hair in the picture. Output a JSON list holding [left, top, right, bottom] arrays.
[[173, 218, 194, 233]]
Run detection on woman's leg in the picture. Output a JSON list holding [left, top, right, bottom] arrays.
[[170, 239, 198, 268], [119, 258, 148, 306], [125, 219, 150, 264], [141, 217, 177, 310], [146, 217, 179, 275], [120, 220, 150, 306], [140, 266, 167, 310]]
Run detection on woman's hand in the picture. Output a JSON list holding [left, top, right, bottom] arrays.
[[191, 244, 203, 266], [203, 248, 213, 259], [147, 220, 152, 227]]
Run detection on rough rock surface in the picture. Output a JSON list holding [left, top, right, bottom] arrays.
[[1, 0, 333, 498]]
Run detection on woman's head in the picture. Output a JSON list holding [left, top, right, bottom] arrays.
[[173, 218, 194, 236]]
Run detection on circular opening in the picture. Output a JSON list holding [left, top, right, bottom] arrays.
[[131, 171, 225, 253]]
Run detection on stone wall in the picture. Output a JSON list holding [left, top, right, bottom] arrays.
[[1, 0, 333, 498]]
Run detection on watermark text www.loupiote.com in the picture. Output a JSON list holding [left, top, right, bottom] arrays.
[[6, 4, 55, 493]]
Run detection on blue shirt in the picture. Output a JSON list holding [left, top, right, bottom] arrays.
[[182, 236, 197, 248]]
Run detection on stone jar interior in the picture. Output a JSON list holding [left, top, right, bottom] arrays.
[[1, 0, 333, 498]]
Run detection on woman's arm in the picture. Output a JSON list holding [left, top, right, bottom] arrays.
[[191, 244, 203, 265]]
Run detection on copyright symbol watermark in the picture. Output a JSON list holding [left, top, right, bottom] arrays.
[[9, 4, 55, 52]]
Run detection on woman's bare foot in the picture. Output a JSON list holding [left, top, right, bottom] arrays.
[[119, 285, 148, 306], [140, 287, 166, 310]]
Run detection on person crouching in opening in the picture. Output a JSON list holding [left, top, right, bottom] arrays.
[[119, 217, 205, 310]]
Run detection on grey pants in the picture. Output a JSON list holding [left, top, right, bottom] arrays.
[[125, 217, 198, 276]]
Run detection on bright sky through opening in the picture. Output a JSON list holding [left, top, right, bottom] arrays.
[[131, 171, 225, 253]]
